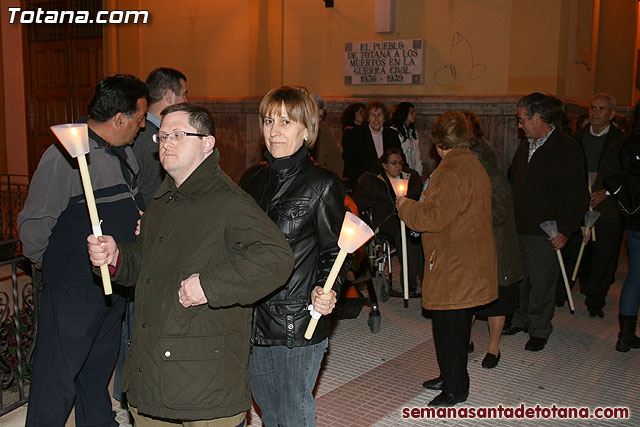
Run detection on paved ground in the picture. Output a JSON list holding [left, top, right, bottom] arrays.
[[3, 247, 639, 426]]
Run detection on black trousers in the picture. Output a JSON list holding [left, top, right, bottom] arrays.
[[583, 217, 624, 309], [26, 286, 125, 427], [431, 307, 475, 396]]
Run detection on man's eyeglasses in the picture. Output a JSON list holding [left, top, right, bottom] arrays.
[[152, 131, 208, 144]]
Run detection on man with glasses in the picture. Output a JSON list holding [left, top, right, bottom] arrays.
[[88, 103, 294, 426], [112, 69, 189, 408], [19, 74, 148, 427], [505, 92, 588, 352]]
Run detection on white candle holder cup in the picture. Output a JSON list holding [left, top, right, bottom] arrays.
[[539, 220, 558, 239], [389, 177, 409, 197], [50, 124, 90, 157], [305, 212, 374, 339], [572, 211, 601, 282], [584, 210, 601, 228]]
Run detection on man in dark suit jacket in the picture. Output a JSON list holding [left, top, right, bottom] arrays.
[[505, 92, 589, 352], [342, 101, 401, 188]]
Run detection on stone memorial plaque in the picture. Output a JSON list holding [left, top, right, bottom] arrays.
[[344, 39, 424, 85]]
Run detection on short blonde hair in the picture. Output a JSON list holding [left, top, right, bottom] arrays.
[[259, 86, 319, 148], [430, 111, 474, 150]]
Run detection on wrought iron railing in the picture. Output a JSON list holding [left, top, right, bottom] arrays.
[[0, 175, 30, 242], [0, 240, 40, 416]]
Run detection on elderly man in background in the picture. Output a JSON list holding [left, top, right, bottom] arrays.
[[577, 93, 626, 319]]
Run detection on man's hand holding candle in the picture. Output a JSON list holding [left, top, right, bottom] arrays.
[[87, 234, 119, 268], [547, 233, 567, 251]]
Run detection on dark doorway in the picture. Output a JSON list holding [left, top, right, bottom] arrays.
[[22, 0, 103, 175]]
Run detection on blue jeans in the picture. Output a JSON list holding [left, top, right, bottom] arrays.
[[621, 230, 640, 316], [249, 339, 328, 427]]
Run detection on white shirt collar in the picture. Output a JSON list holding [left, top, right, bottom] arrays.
[[590, 124, 610, 137]]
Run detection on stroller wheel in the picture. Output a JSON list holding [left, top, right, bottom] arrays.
[[374, 272, 391, 302], [368, 309, 381, 334]]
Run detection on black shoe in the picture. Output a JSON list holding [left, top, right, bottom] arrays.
[[428, 390, 468, 407], [422, 377, 444, 390], [616, 314, 640, 352], [503, 325, 527, 336], [556, 300, 565, 307], [467, 341, 474, 353], [389, 289, 404, 298], [409, 290, 422, 298], [481, 352, 500, 369], [588, 307, 604, 318], [616, 336, 640, 352], [524, 337, 547, 352]]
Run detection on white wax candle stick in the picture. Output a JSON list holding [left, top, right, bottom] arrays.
[[400, 220, 409, 301], [557, 249, 574, 312], [78, 154, 113, 295], [571, 238, 587, 282], [304, 250, 348, 340]]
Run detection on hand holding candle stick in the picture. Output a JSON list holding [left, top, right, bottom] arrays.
[[571, 211, 601, 281], [304, 212, 374, 340], [539, 220, 574, 313], [50, 123, 112, 295], [389, 177, 410, 302]]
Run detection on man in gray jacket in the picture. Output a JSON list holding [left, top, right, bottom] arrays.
[[88, 103, 294, 425], [19, 74, 148, 427]]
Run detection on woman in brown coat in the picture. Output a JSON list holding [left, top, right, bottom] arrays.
[[398, 111, 498, 407]]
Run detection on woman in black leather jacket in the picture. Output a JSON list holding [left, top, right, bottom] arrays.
[[240, 86, 348, 427]]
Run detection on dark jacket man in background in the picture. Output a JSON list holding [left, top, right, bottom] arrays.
[[578, 93, 626, 318], [133, 67, 188, 208], [88, 103, 294, 425]]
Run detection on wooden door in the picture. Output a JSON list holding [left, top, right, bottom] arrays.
[[22, 0, 103, 175]]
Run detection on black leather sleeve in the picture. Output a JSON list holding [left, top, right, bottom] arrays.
[[314, 176, 350, 297]]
